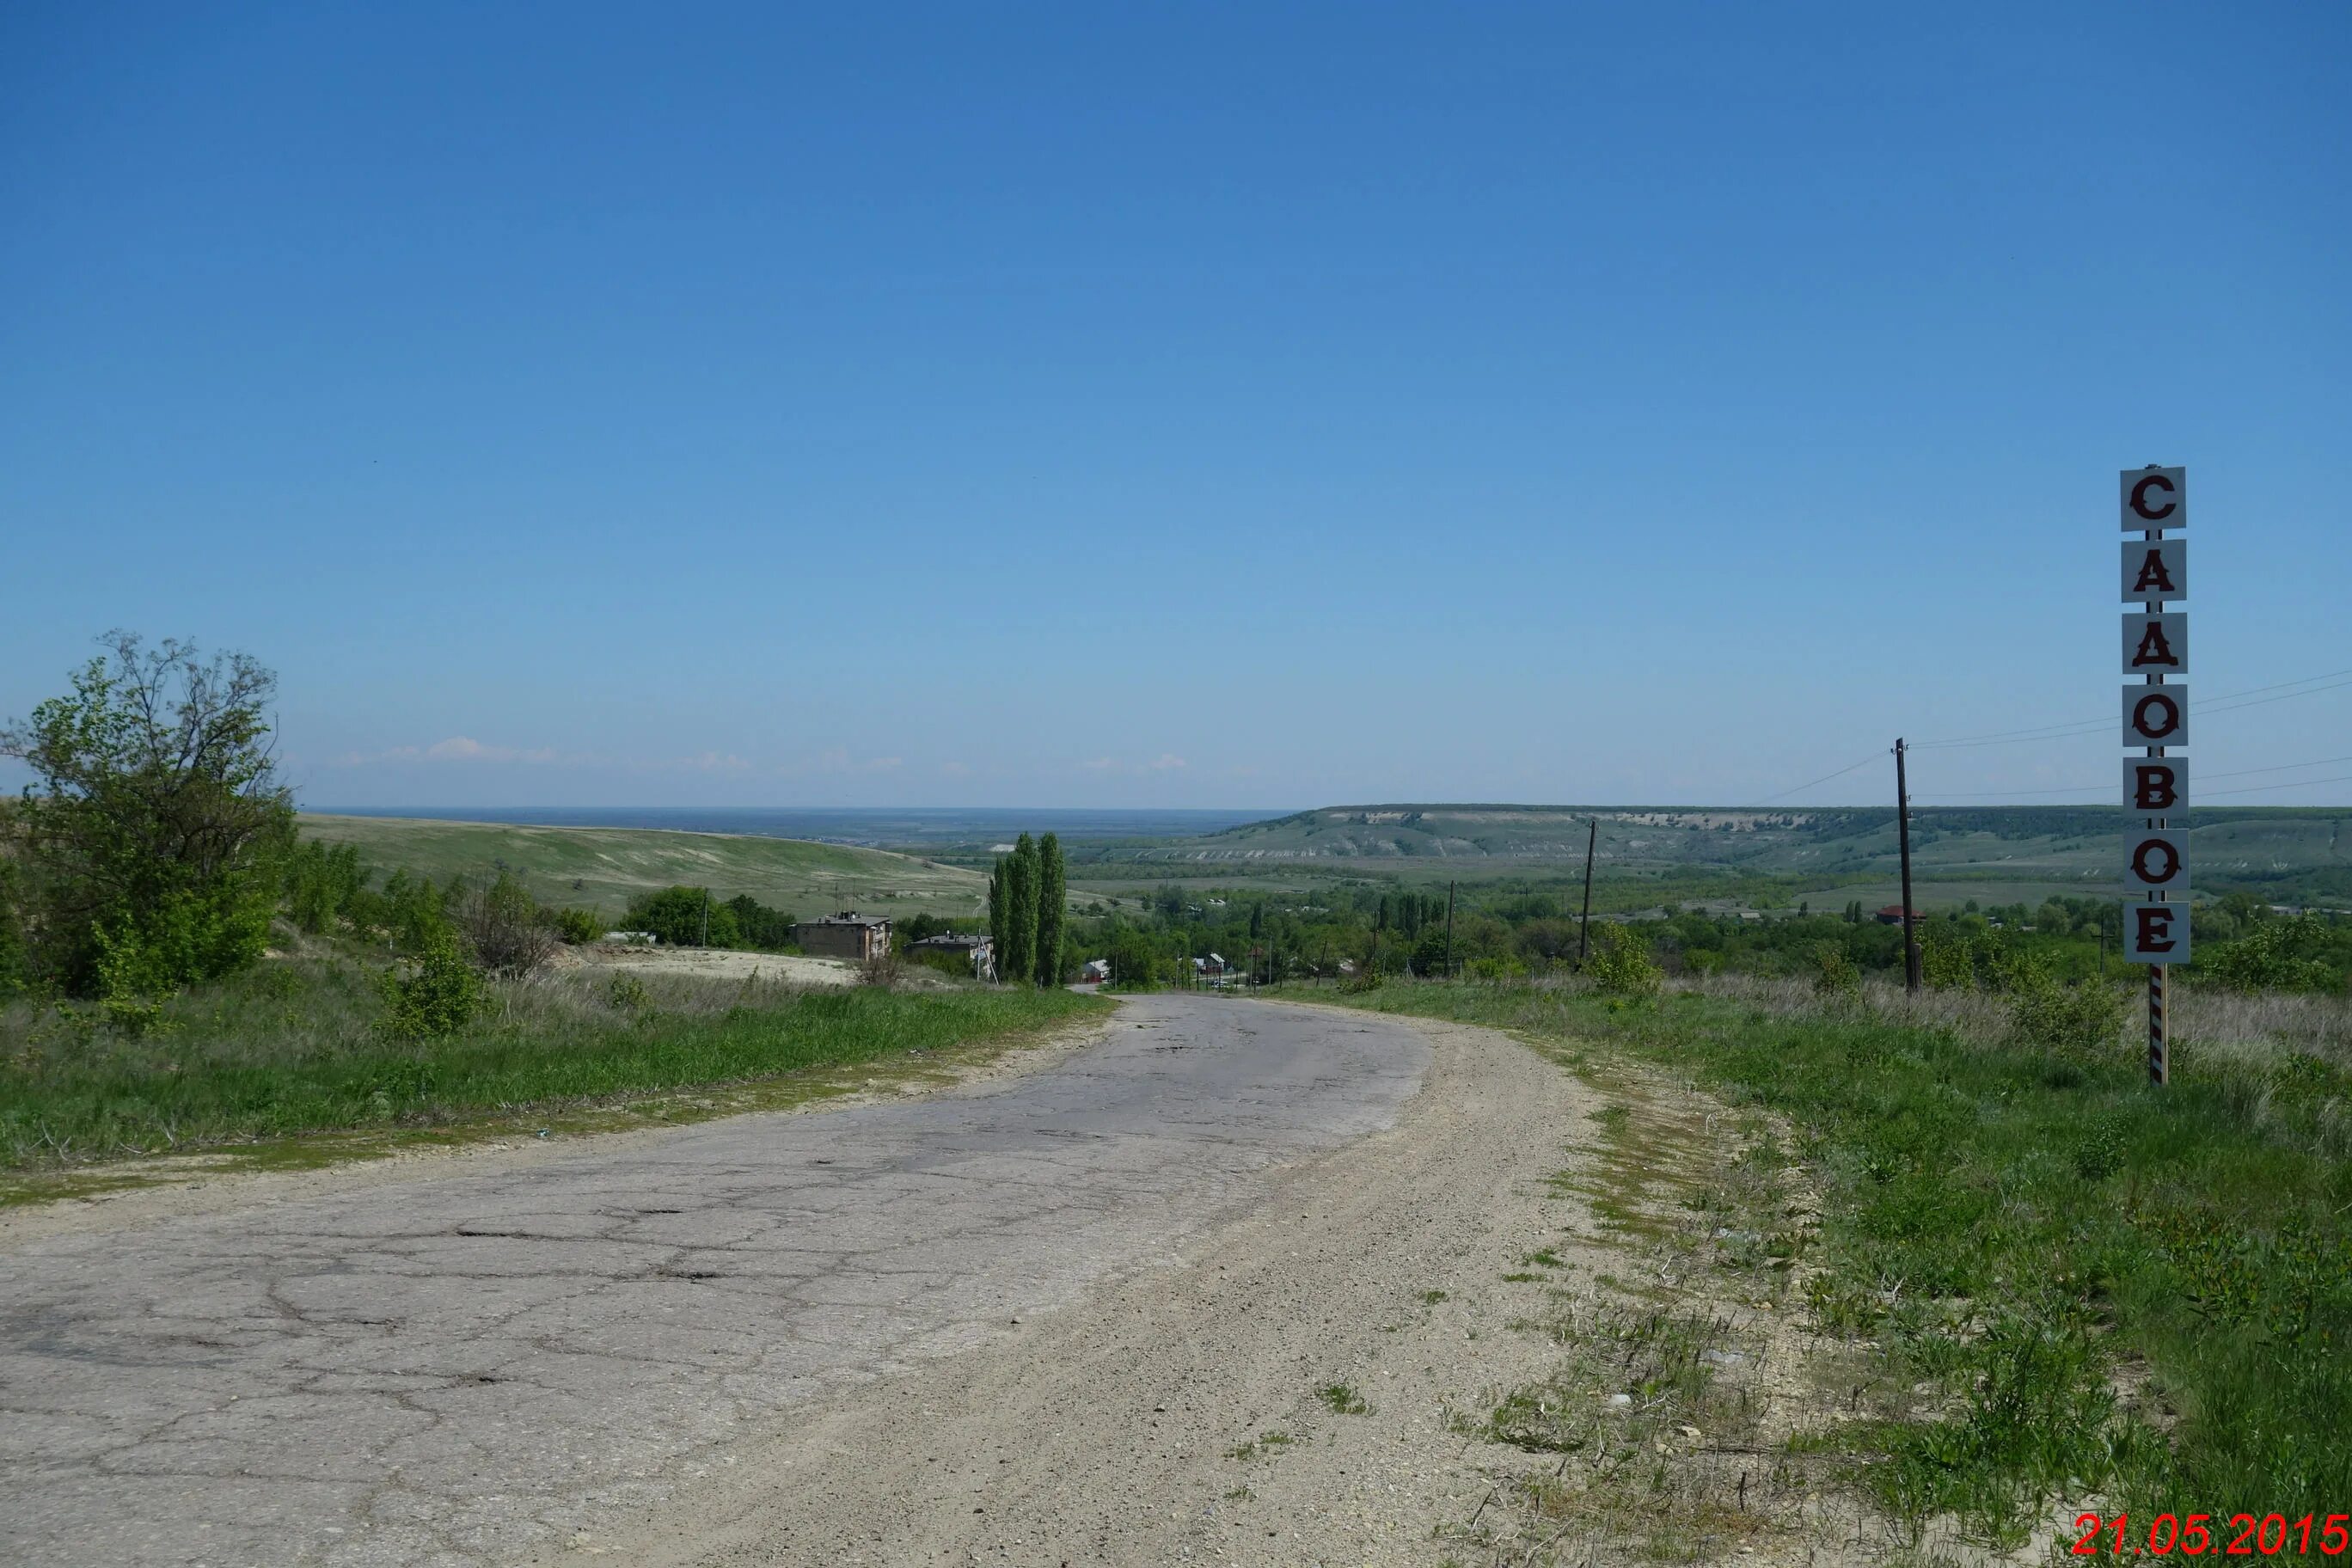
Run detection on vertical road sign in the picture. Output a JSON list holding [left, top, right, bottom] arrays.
[[2120, 464, 2189, 1084]]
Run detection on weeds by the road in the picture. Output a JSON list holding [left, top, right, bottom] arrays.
[[1315, 1382, 1373, 1416], [2, 953, 1105, 1175], [1288, 975, 2352, 1560]]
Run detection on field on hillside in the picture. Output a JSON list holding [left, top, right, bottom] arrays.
[[300, 814, 989, 922], [1064, 803, 2352, 909]]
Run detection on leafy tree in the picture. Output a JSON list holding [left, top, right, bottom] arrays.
[[461, 871, 556, 976], [1106, 923, 1160, 990], [1, 633, 294, 998], [0, 858, 28, 1000], [623, 885, 742, 948], [285, 841, 365, 934], [369, 868, 458, 954], [724, 893, 797, 950], [1033, 833, 1066, 987]]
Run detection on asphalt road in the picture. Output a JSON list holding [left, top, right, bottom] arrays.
[[0, 994, 1430, 1567]]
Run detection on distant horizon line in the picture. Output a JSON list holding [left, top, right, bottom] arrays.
[[297, 800, 2350, 817]]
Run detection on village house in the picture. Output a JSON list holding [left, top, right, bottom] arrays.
[[793, 912, 893, 962], [909, 932, 994, 981]]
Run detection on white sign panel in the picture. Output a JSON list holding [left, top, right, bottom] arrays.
[[2121, 539, 2187, 603], [2125, 829, 2191, 895], [2122, 611, 2188, 675], [2124, 756, 2188, 814], [2122, 685, 2187, 747], [2122, 900, 2191, 964], [2121, 467, 2188, 530]]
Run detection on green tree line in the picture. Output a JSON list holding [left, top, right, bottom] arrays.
[[986, 831, 1069, 987]]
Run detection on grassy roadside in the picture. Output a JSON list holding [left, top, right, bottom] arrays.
[[1283, 977, 2352, 1560], [2, 958, 1106, 1197]]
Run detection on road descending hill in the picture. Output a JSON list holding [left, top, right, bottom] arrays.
[[299, 813, 988, 922]]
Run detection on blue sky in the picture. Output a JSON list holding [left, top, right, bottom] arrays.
[[3, 2, 2345, 810]]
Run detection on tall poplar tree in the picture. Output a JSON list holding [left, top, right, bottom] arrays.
[[986, 859, 1009, 983], [1001, 833, 1038, 987], [1032, 833, 1066, 988]]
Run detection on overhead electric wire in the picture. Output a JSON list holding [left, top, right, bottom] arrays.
[[1915, 752, 2352, 802], [2195, 675, 2352, 716], [2202, 753, 2352, 781], [2199, 773, 2352, 799], [1909, 667, 2352, 750], [1743, 753, 1882, 807], [1723, 671, 2352, 809]]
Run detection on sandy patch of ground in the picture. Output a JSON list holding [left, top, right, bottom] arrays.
[[559, 943, 860, 987]]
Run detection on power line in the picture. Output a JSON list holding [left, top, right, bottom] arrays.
[[1711, 671, 2351, 808], [2203, 753, 2352, 781], [1744, 753, 1881, 806], [2197, 675, 2352, 717], [2201, 773, 2352, 799], [1916, 752, 2352, 802], [1910, 667, 2352, 750], [1914, 782, 2108, 800]]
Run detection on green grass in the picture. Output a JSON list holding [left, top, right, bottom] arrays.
[[1315, 1382, 1372, 1416], [1, 953, 1106, 1176], [1286, 977, 2352, 1555], [300, 812, 989, 921]]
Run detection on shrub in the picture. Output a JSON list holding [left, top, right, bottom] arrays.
[[1586, 925, 1663, 998], [905, 946, 974, 981], [2199, 915, 2343, 995], [2006, 978, 2125, 1054], [858, 951, 903, 988], [461, 872, 557, 977], [550, 905, 604, 945], [379, 928, 483, 1038], [1918, 924, 1977, 990], [1811, 942, 1860, 998], [604, 972, 650, 1011]]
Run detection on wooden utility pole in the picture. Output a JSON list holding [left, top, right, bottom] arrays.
[[1577, 819, 1597, 966], [1444, 879, 1455, 981], [1895, 739, 1920, 993]]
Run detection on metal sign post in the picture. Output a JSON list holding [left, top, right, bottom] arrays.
[[2120, 465, 2190, 1082]]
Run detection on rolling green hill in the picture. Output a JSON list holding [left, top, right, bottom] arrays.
[[300, 814, 989, 922], [1071, 803, 2352, 909]]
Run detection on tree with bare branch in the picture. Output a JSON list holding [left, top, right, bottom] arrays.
[[1, 632, 294, 997]]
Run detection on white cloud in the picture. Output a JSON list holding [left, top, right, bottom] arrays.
[[1080, 753, 1189, 775], [421, 736, 560, 764]]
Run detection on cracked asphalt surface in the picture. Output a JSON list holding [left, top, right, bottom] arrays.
[[1, 994, 1429, 1567]]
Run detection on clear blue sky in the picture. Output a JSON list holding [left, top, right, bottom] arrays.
[[3, 2, 2345, 810]]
